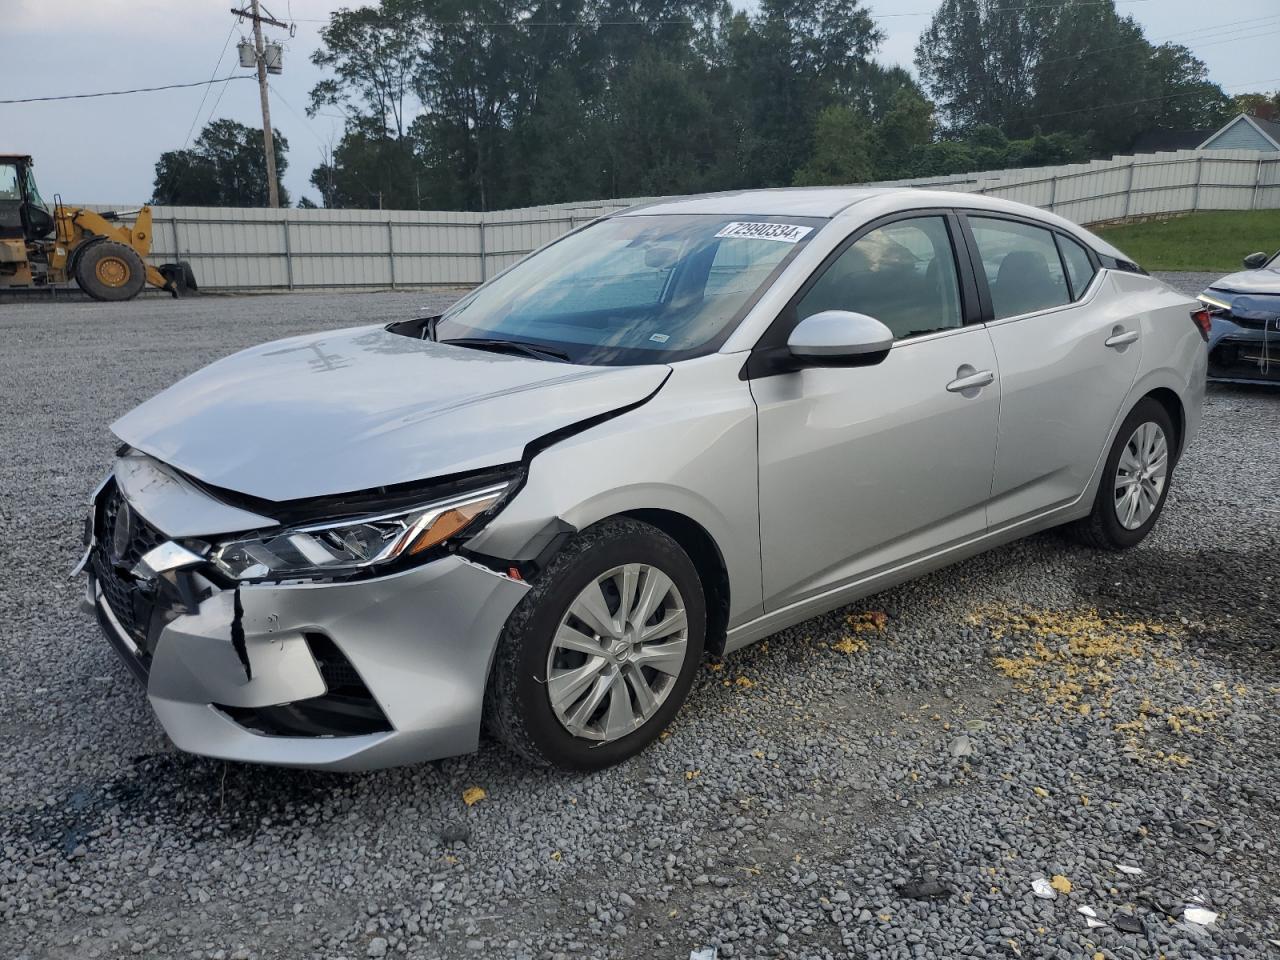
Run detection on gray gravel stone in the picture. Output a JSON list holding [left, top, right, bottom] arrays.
[[0, 279, 1276, 960]]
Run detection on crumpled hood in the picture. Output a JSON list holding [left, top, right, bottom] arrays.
[[1208, 268, 1280, 296], [113, 325, 670, 502]]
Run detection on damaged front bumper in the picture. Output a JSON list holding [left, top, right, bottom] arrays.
[[1205, 305, 1280, 385], [82, 476, 530, 771]]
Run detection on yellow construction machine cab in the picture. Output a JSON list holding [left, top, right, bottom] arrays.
[[0, 155, 56, 243], [0, 154, 195, 301]]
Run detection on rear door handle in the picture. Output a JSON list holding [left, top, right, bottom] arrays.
[[1105, 329, 1139, 348], [946, 369, 995, 393]]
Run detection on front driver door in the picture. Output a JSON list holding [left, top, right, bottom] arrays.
[[750, 213, 1000, 612]]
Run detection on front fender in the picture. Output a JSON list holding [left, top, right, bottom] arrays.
[[466, 353, 765, 628]]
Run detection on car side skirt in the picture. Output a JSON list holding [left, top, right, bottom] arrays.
[[724, 497, 1087, 653]]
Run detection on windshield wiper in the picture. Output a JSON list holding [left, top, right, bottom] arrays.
[[441, 337, 571, 363]]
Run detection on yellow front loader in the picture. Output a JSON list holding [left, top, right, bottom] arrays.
[[0, 154, 195, 301]]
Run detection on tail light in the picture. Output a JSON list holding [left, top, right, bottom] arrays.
[[1190, 308, 1211, 342]]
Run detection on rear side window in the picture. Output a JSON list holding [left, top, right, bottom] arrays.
[[968, 217, 1070, 320], [1056, 234, 1097, 299], [796, 216, 963, 341]]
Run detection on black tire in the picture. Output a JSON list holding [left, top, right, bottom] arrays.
[[1070, 397, 1176, 550], [484, 517, 706, 771], [75, 241, 146, 301]]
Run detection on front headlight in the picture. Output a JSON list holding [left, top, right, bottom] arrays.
[[211, 482, 511, 582], [1197, 293, 1232, 314]]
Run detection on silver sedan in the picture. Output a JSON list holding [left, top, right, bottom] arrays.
[[78, 187, 1207, 771]]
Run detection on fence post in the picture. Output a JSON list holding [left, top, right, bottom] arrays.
[[1047, 175, 1057, 212], [169, 216, 181, 262], [1191, 156, 1203, 212], [1121, 161, 1135, 220], [478, 220, 487, 283], [1252, 157, 1264, 211], [282, 218, 294, 291], [386, 220, 396, 289]]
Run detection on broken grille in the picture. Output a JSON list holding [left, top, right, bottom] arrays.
[[92, 482, 166, 649]]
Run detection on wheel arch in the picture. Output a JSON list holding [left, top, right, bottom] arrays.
[[618, 508, 731, 657], [1143, 386, 1185, 463], [67, 234, 107, 277]]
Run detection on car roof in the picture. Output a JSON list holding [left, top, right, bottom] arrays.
[[618, 187, 893, 218], [617, 186, 1133, 264]]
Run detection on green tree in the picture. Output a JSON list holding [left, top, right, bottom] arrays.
[[874, 88, 934, 177], [726, 0, 884, 187], [1143, 44, 1233, 132], [916, 0, 1230, 153], [1234, 91, 1280, 116], [309, 1, 422, 139], [915, 0, 1053, 134], [793, 105, 874, 186], [311, 117, 427, 209], [151, 119, 289, 206]]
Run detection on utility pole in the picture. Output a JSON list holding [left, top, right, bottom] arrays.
[[232, 1, 289, 207]]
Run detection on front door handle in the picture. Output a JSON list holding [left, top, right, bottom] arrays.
[[946, 368, 995, 393], [1105, 329, 1140, 348]]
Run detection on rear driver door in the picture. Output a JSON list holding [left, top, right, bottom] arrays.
[[961, 214, 1142, 528]]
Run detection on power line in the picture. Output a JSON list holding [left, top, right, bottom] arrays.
[[201, 61, 240, 128], [1028, 74, 1280, 121], [267, 80, 331, 145], [181, 21, 240, 151], [1034, 12, 1280, 69], [0, 75, 254, 105]]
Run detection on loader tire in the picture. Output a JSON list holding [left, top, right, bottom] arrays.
[[76, 241, 146, 301]]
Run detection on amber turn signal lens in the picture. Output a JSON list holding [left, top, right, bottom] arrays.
[[406, 497, 499, 554]]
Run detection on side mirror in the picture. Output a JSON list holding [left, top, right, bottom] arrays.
[[787, 310, 894, 366], [1243, 251, 1268, 270]]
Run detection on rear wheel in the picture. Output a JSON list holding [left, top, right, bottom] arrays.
[[1070, 398, 1175, 550], [75, 241, 146, 301], [485, 517, 706, 770]]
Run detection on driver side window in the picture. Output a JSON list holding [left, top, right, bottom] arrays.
[[796, 216, 963, 340]]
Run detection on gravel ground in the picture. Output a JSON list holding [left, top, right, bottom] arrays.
[[1, 276, 1277, 960]]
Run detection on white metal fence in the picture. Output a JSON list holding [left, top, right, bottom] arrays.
[[95, 147, 1279, 292]]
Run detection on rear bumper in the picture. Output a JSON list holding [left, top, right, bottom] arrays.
[[88, 537, 529, 772]]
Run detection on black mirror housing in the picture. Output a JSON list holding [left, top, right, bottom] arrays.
[[1243, 251, 1268, 270]]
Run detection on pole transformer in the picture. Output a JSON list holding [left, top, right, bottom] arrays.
[[232, 1, 289, 208]]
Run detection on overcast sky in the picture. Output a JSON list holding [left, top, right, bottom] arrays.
[[4, 0, 1277, 206]]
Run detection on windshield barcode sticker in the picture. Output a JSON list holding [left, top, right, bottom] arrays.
[[715, 222, 813, 243]]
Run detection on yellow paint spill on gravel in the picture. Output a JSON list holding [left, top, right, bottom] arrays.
[[829, 610, 887, 654], [963, 604, 1232, 765]]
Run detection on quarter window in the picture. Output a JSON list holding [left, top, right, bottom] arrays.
[[1056, 234, 1097, 299], [968, 217, 1070, 320], [796, 216, 963, 340]]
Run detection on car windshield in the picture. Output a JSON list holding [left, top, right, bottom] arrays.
[[435, 213, 823, 365]]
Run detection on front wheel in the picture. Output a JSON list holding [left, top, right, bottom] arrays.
[[75, 241, 146, 301], [1070, 397, 1175, 550], [484, 517, 706, 770]]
